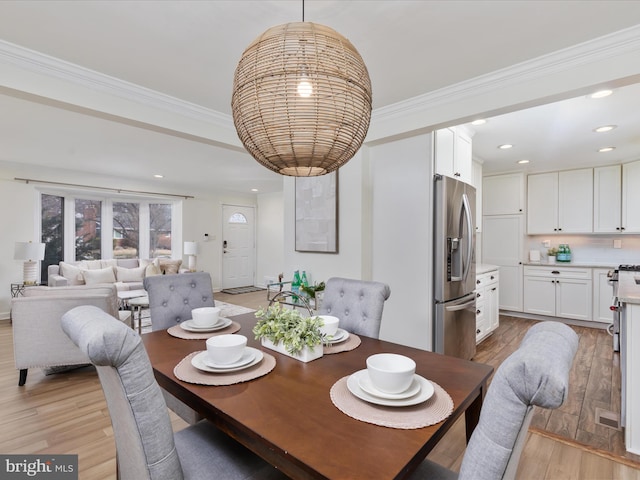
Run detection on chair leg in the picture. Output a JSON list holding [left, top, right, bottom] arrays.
[[18, 369, 27, 386]]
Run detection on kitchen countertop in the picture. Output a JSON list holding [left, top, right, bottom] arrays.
[[477, 264, 499, 275], [618, 271, 640, 304], [523, 262, 617, 269]]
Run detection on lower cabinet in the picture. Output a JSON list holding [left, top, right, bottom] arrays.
[[523, 266, 592, 321], [476, 269, 499, 343]]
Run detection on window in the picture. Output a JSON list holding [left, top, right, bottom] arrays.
[[75, 198, 102, 260], [228, 212, 248, 224], [39, 192, 177, 275], [41, 194, 64, 282]]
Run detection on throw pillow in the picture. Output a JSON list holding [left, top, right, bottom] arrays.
[[159, 259, 182, 275], [116, 265, 145, 283], [145, 263, 162, 277], [59, 262, 85, 285], [82, 266, 116, 285]]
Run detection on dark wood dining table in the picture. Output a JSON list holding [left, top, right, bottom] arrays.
[[143, 312, 493, 479]]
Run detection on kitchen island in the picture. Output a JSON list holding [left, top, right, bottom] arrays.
[[616, 271, 640, 455]]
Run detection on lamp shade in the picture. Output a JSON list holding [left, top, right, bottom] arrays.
[[232, 21, 372, 177], [184, 241, 198, 256], [14, 242, 45, 261]]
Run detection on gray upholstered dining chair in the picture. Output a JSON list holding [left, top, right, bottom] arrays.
[[61, 305, 287, 480], [318, 277, 391, 338], [143, 272, 215, 331], [410, 321, 579, 480]]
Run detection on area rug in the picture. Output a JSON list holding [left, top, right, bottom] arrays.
[[138, 301, 255, 334], [220, 286, 266, 295]]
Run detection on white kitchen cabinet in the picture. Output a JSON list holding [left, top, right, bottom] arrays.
[[435, 127, 472, 185], [527, 169, 593, 234], [482, 215, 523, 311], [593, 267, 614, 323], [476, 269, 499, 343], [523, 266, 592, 321], [594, 165, 622, 233], [483, 173, 525, 216], [622, 160, 640, 233], [472, 160, 483, 233]]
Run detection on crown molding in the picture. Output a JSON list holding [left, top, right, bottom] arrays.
[[372, 24, 640, 124], [0, 38, 234, 129]]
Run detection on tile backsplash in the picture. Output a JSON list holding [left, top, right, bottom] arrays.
[[526, 235, 640, 266]]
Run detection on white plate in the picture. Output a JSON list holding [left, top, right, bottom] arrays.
[[358, 372, 422, 400], [180, 318, 232, 332], [347, 370, 435, 407], [191, 347, 263, 373], [324, 328, 350, 344], [203, 349, 256, 369]]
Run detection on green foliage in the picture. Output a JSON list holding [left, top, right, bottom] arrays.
[[300, 281, 325, 297], [253, 303, 324, 355], [547, 247, 559, 256]]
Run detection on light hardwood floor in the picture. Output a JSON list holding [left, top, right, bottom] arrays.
[[1, 290, 639, 479]]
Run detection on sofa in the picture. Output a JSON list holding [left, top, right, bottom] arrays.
[[11, 284, 132, 385], [48, 258, 184, 291]]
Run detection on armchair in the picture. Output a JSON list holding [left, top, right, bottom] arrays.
[[11, 284, 131, 386]]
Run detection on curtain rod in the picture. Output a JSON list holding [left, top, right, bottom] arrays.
[[14, 177, 194, 199]]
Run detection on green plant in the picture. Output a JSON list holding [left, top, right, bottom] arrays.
[[300, 281, 325, 298], [253, 303, 325, 355], [547, 247, 558, 256]]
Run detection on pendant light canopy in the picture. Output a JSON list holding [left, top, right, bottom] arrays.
[[232, 21, 372, 176]]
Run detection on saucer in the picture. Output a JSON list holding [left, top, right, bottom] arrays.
[[324, 328, 349, 344], [204, 349, 256, 369], [191, 347, 263, 373], [180, 318, 232, 332], [358, 372, 421, 400], [347, 370, 434, 407]]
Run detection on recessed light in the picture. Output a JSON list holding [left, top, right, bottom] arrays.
[[251, 188, 259, 192], [589, 89, 613, 99], [153, 174, 164, 178], [517, 159, 530, 164], [598, 147, 616, 153], [593, 125, 617, 133], [471, 119, 487, 126], [498, 144, 513, 150]]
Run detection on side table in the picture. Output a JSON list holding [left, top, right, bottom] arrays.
[[128, 295, 149, 334], [10, 283, 43, 322]]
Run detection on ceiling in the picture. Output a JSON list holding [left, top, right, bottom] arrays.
[[1, 1, 640, 195]]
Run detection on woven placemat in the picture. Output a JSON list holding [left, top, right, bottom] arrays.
[[174, 350, 276, 386], [323, 333, 361, 354], [167, 321, 241, 340], [330, 376, 454, 429]]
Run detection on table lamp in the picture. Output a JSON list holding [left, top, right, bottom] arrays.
[[184, 241, 198, 272], [14, 241, 46, 285]]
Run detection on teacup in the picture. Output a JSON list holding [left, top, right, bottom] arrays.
[[192, 306, 221, 327], [318, 315, 340, 337], [366, 353, 416, 394], [206, 334, 247, 365]]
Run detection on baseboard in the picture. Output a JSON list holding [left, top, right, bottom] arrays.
[[500, 310, 609, 330]]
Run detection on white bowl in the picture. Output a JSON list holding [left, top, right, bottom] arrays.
[[318, 315, 340, 337], [366, 353, 416, 394], [206, 334, 247, 365], [192, 306, 221, 327]]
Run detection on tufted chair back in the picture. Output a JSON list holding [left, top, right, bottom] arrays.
[[319, 277, 391, 339], [144, 272, 214, 331]]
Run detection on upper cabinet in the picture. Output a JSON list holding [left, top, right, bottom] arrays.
[[435, 127, 473, 185], [527, 169, 593, 234], [622, 160, 640, 233], [472, 160, 483, 232], [483, 173, 525, 216], [594, 165, 621, 233]]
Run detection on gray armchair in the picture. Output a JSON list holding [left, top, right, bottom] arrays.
[[61, 305, 286, 480], [410, 321, 579, 480], [143, 272, 215, 331], [11, 284, 131, 386], [318, 277, 391, 338]]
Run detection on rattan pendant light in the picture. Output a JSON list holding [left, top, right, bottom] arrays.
[[232, 7, 372, 177]]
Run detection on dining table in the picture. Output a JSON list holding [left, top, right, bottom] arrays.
[[143, 312, 494, 480]]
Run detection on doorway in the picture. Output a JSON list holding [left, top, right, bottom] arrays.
[[221, 204, 256, 289]]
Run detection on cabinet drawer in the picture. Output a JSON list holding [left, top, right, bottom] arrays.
[[476, 270, 499, 288], [524, 266, 591, 279]]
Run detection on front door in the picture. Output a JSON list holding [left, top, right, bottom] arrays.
[[221, 205, 255, 289]]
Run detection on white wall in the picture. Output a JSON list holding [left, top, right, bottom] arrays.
[[256, 191, 285, 288]]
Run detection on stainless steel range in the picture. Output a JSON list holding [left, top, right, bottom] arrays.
[[608, 264, 640, 352]]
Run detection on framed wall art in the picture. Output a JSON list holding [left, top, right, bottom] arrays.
[[295, 171, 338, 253]]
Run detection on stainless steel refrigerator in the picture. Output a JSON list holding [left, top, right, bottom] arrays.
[[433, 174, 476, 360]]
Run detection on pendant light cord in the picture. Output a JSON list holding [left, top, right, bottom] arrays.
[[302, 0, 305, 22]]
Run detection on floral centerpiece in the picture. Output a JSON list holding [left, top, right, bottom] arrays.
[[253, 303, 325, 362]]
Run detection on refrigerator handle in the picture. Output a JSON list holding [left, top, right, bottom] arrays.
[[445, 298, 476, 312], [461, 193, 473, 282]]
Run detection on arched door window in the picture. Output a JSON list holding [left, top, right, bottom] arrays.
[[228, 212, 248, 224]]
